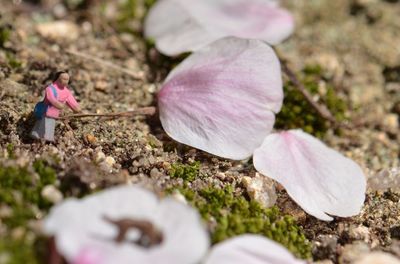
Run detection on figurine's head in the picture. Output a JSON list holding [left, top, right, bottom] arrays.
[[53, 71, 70, 87]]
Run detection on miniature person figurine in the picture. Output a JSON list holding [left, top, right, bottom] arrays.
[[31, 71, 81, 142]]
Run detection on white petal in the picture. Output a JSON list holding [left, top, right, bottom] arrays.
[[144, 0, 220, 56], [44, 185, 209, 264], [182, 0, 295, 45], [158, 37, 283, 160], [253, 130, 366, 221], [205, 234, 306, 264], [149, 198, 210, 264], [73, 246, 104, 264], [144, 0, 294, 55]]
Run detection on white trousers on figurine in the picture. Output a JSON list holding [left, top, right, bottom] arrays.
[[30, 117, 56, 142]]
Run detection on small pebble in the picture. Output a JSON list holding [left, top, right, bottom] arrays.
[[94, 81, 108, 92], [36, 20, 80, 41], [313, 234, 338, 261], [242, 173, 277, 208], [41, 185, 63, 204], [104, 156, 116, 167], [94, 151, 106, 163], [0, 205, 12, 218], [382, 114, 399, 132], [354, 252, 400, 264], [11, 227, 25, 240], [150, 168, 162, 179], [339, 241, 370, 264], [53, 3, 67, 18], [348, 225, 370, 242], [85, 134, 97, 145]]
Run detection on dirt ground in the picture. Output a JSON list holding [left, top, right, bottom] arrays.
[[0, 0, 399, 263]]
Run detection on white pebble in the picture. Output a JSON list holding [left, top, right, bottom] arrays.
[[41, 185, 63, 204]]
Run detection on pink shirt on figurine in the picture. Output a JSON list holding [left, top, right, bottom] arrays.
[[44, 82, 80, 118]]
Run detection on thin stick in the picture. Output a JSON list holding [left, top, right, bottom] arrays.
[[282, 60, 337, 124], [66, 49, 145, 80], [58, 106, 156, 120], [61, 120, 75, 134], [274, 49, 338, 125]]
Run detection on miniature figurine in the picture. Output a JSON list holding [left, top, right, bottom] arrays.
[[31, 70, 81, 142]]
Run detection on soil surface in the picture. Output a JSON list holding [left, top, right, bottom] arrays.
[[0, 0, 399, 263]]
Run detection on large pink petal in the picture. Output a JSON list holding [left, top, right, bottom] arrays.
[[253, 130, 366, 221], [144, 0, 294, 56], [158, 37, 283, 160], [205, 234, 306, 264]]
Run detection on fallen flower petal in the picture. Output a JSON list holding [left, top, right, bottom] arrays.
[[44, 185, 210, 264], [73, 247, 104, 264], [158, 37, 283, 160], [145, 0, 294, 56], [253, 130, 366, 221], [144, 0, 220, 56], [204, 234, 306, 264]]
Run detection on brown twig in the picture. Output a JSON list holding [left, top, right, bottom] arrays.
[[58, 106, 156, 120], [66, 49, 145, 80], [274, 48, 341, 127], [104, 216, 163, 248], [282, 62, 337, 123], [61, 119, 74, 132]]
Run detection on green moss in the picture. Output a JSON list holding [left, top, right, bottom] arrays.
[[116, 0, 138, 32], [6, 143, 15, 159], [32, 160, 57, 187], [64, 0, 85, 9], [121, 0, 137, 19], [5, 52, 22, 69], [113, 0, 157, 33], [147, 135, 160, 149], [0, 161, 57, 263], [275, 64, 348, 138], [169, 161, 200, 181], [0, 161, 56, 227], [0, 237, 40, 264], [144, 0, 157, 10], [303, 64, 323, 75], [175, 185, 312, 259], [0, 26, 10, 47]]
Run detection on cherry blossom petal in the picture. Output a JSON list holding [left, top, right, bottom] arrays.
[[144, 0, 220, 56], [73, 247, 105, 264], [44, 185, 210, 264], [253, 130, 366, 221], [204, 234, 306, 264], [185, 0, 294, 44], [158, 37, 283, 160], [144, 0, 294, 56]]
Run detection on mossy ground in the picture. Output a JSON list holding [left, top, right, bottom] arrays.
[[275, 65, 348, 138], [0, 160, 56, 263], [175, 184, 312, 259], [169, 161, 201, 181], [165, 161, 311, 258]]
